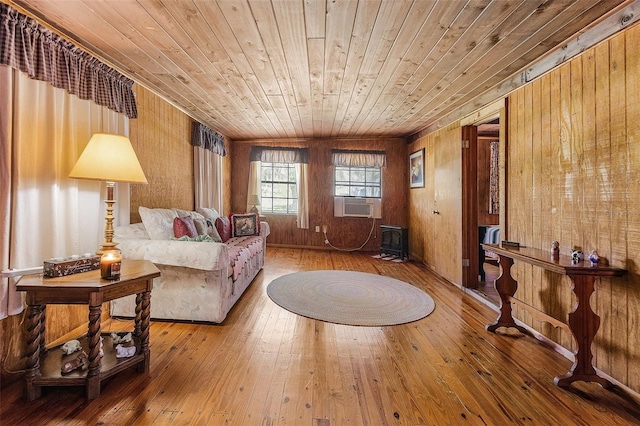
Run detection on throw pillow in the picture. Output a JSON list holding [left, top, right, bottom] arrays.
[[193, 217, 208, 236], [205, 219, 223, 242], [230, 212, 259, 237], [139, 207, 178, 240], [173, 216, 198, 238], [173, 209, 206, 221], [197, 207, 220, 221], [215, 216, 232, 242]]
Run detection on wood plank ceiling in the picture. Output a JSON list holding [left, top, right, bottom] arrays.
[[7, 0, 633, 141]]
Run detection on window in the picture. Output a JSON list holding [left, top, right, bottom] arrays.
[[261, 162, 298, 213], [334, 166, 381, 198]]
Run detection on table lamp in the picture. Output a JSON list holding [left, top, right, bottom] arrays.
[[248, 194, 261, 213], [69, 133, 147, 254]]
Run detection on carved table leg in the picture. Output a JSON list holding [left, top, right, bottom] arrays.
[[134, 292, 143, 337], [136, 289, 151, 373], [24, 304, 45, 401], [86, 302, 102, 400], [486, 254, 528, 334], [554, 274, 612, 388]]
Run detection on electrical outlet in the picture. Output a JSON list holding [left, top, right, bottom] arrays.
[[315, 225, 320, 233], [322, 225, 327, 233]]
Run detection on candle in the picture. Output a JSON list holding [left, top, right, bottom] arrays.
[[100, 249, 122, 280]]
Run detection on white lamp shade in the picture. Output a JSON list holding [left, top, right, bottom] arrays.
[[69, 133, 148, 183], [248, 195, 261, 206]]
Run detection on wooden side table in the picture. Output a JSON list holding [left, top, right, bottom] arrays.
[[481, 243, 626, 388], [16, 260, 160, 400]]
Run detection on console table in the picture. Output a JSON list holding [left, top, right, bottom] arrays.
[[16, 260, 160, 400], [481, 243, 626, 388]]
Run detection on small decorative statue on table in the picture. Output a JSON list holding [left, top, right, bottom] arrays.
[[571, 249, 584, 264], [61, 351, 88, 374], [588, 250, 600, 267], [551, 241, 560, 259], [61, 339, 81, 355], [115, 344, 136, 358]]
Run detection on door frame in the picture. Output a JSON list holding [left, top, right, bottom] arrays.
[[461, 125, 478, 288], [461, 99, 508, 289]]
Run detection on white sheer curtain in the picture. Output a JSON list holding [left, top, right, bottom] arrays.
[[194, 146, 223, 213], [0, 65, 129, 319], [246, 160, 262, 213], [296, 163, 309, 229]]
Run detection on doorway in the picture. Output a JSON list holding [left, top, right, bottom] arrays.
[[461, 105, 506, 305]]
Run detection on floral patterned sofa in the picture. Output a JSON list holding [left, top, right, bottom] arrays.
[[110, 207, 269, 323]]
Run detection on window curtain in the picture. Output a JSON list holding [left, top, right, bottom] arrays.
[[194, 146, 223, 213], [0, 65, 129, 320], [248, 146, 309, 229], [332, 149, 386, 168], [0, 3, 137, 118], [489, 140, 500, 214], [192, 122, 226, 212], [191, 122, 226, 156]]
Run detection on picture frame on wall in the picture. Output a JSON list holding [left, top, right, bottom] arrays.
[[409, 148, 424, 188]]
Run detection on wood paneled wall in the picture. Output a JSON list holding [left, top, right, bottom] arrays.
[[506, 23, 640, 392], [408, 124, 463, 287], [231, 138, 407, 251], [128, 85, 194, 223]]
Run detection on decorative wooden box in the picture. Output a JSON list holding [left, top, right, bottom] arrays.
[[43, 256, 100, 278]]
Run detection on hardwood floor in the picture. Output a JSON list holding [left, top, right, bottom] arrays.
[[475, 262, 500, 304], [2, 247, 640, 425]]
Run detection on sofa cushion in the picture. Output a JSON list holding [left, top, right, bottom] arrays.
[[172, 234, 216, 242], [227, 236, 264, 281], [197, 207, 220, 221], [114, 222, 149, 240], [230, 212, 259, 237], [215, 216, 232, 242], [139, 207, 178, 240], [174, 216, 198, 238]]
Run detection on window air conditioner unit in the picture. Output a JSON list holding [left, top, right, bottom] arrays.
[[334, 197, 382, 218]]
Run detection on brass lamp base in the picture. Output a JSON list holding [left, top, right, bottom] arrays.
[[97, 182, 118, 255]]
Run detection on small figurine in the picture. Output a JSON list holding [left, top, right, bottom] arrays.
[[115, 344, 136, 358], [551, 241, 560, 258], [61, 339, 81, 355], [588, 250, 600, 267], [61, 351, 88, 374], [571, 249, 584, 264], [111, 332, 132, 345]]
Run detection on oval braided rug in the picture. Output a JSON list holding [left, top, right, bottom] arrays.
[[266, 270, 435, 326]]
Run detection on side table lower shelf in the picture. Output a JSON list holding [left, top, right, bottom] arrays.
[[35, 333, 145, 388]]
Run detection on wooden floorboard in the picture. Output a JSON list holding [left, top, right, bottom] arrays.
[[2, 247, 640, 425]]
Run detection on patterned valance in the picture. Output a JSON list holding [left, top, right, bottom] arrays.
[[191, 122, 226, 156], [0, 4, 137, 118], [331, 149, 386, 168], [250, 146, 308, 164]]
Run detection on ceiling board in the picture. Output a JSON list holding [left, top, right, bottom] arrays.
[[6, 0, 634, 141]]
